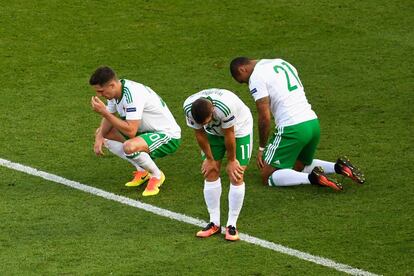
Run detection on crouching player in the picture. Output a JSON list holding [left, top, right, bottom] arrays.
[[90, 66, 181, 196], [183, 89, 253, 241]]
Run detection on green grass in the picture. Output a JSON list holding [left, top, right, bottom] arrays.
[[0, 0, 413, 275]]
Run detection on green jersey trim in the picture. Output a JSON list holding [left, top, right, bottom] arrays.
[[117, 79, 133, 104], [212, 100, 230, 116]]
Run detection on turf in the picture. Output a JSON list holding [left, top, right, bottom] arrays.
[[0, 0, 413, 275]]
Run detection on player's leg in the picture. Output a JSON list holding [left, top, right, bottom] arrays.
[[225, 133, 252, 241], [295, 119, 342, 190], [102, 128, 148, 181], [298, 120, 336, 174], [263, 125, 306, 186], [197, 134, 225, 238], [123, 133, 179, 196], [297, 120, 365, 184], [266, 122, 342, 190]]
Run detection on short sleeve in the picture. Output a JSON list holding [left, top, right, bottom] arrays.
[[214, 100, 236, 129], [124, 90, 145, 120], [249, 73, 269, 101]]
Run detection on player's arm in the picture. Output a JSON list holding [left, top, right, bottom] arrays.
[[222, 126, 244, 182], [91, 96, 140, 138], [194, 128, 214, 161], [93, 118, 113, 156], [194, 128, 219, 179], [256, 96, 271, 148], [255, 96, 271, 168], [96, 118, 112, 138]]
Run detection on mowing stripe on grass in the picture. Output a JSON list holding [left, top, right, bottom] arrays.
[[0, 157, 379, 276]]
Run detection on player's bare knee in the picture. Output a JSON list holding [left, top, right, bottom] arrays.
[[261, 166, 276, 185], [205, 169, 220, 181], [123, 140, 135, 154], [231, 176, 244, 185]]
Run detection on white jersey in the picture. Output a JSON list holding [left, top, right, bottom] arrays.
[[107, 79, 181, 138], [249, 59, 317, 127], [183, 88, 253, 137]]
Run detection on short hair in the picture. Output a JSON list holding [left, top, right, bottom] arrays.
[[230, 57, 251, 78], [89, 66, 117, 86], [191, 98, 213, 124]]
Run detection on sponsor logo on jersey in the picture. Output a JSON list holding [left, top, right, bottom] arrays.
[[126, 107, 136, 112], [250, 88, 257, 94], [223, 115, 235, 123]]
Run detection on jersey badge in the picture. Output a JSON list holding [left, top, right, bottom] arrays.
[[126, 107, 136, 112], [223, 115, 235, 123]]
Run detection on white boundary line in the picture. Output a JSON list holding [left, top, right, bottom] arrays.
[[0, 158, 379, 276]]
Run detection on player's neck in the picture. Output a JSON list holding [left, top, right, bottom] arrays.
[[114, 80, 123, 100]]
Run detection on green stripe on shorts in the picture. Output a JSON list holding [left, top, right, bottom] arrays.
[[139, 132, 181, 159]]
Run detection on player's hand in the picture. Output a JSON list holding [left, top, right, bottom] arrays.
[[201, 159, 218, 178], [91, 96, 107, 115], [226, 159, 244, 182], [93, 137, 105, 156], [256, 151, 265, 169]]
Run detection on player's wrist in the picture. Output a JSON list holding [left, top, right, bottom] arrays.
[[258, 146, 265, 152]]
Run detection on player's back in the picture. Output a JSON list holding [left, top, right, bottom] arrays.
[[183, 88, 252, 137], [122, 79, 181, 138], [249, 59, 317, 127]]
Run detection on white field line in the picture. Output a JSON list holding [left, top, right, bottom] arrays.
[[0, 158, 379, 276]]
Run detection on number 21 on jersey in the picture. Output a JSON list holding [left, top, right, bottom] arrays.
[[273, 61, 303, 92]]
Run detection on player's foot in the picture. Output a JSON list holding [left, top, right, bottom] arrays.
[[335, 156, 366, 184], [196, 222, 221, 238], [309, 166, 343, 191], [225, 225, 240, 241], [125, 171, 150, 187], [142, 171, 165, 196]]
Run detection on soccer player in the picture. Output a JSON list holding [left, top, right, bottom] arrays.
[[230, 57, 365, 189], [183, 89, 253, 241], [89, 66, 181, 196]]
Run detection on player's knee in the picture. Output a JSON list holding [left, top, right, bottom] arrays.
[[123, 140, 135, 154], [261, 166, 276, 185], [231, 176, 244, 185], [205, 169, 220, 181]]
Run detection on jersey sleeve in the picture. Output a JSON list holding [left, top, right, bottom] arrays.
[[125, 89, 145, 121], [220, 105, 236, 129], [249, 73, 269, 101]]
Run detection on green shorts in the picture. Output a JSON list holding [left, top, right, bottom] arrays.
[[139, 132, 181, 159], [201, 133, 252, 166], [121, 130, 180, 159], [263, 119, 320, 169]]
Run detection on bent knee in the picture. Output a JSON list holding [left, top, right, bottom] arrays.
[[261, 165, 277, 185], [123, 140, 135, 154]]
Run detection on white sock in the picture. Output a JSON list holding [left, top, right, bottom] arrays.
[[226, 183, 245, 228], [104, 139, 145, 171], [269, 169, 311, 186], [126, 152, 161, 178], [203, 178, 222, 226], [302, 159, 335, 174]]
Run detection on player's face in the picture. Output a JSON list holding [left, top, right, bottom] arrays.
[[201, 103, 214, 125], [92, 82, 117, 100], [201, 113, 213, 126]]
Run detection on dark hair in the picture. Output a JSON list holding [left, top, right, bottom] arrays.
[[230, 57, 250, 78], [89, 66, 117, 86], [191, 98, 213, 124]]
